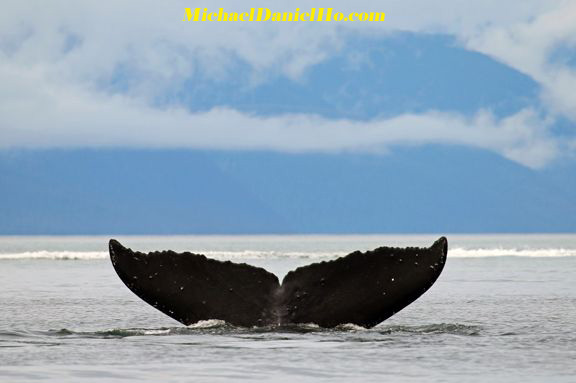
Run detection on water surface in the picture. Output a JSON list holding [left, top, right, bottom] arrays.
[[1, 235, 575, 382]]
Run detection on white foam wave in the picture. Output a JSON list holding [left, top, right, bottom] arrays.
[[335, 323, 367, 331], [141, 329, 171, 335], [0, 248, 574, 260], [449, 247, 576, 258], [0, 251, 107, 260], [187, 319, 227, 329], [203, 250, 343, 259]]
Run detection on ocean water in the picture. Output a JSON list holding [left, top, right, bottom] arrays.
[[1, 234, 575, 382]]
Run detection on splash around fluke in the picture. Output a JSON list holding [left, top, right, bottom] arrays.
[[109, 237, 448, 328]]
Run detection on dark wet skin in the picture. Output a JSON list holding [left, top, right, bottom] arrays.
[[109, 237, 447, 328]]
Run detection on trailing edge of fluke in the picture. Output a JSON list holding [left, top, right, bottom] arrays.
[[109, 237, 448, 328]]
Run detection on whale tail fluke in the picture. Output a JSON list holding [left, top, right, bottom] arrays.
[[109, 237, 447, 328]]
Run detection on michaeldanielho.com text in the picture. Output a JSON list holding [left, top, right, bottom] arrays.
[[183, 8, 385, 22]]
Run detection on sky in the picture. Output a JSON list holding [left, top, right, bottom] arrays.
[[1, 1, 575, 234]]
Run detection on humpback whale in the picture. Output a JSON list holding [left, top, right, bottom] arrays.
[[109, 237, 447, 328]]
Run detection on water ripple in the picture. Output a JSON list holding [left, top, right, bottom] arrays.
[[1, 322, 484, 340]]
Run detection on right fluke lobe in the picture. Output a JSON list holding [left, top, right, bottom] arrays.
[[109, 237, 448, 328], [278, 237, 448, 327]]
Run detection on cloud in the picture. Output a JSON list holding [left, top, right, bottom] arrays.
[[463, 1, 576, 122], [2, 0, 562, 86], [0, 63, 558, 168], [0, 0, 573, 168]]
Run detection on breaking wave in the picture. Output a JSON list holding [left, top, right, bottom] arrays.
[[0, 247, 575, 260], [0, 251, 106, 260]]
